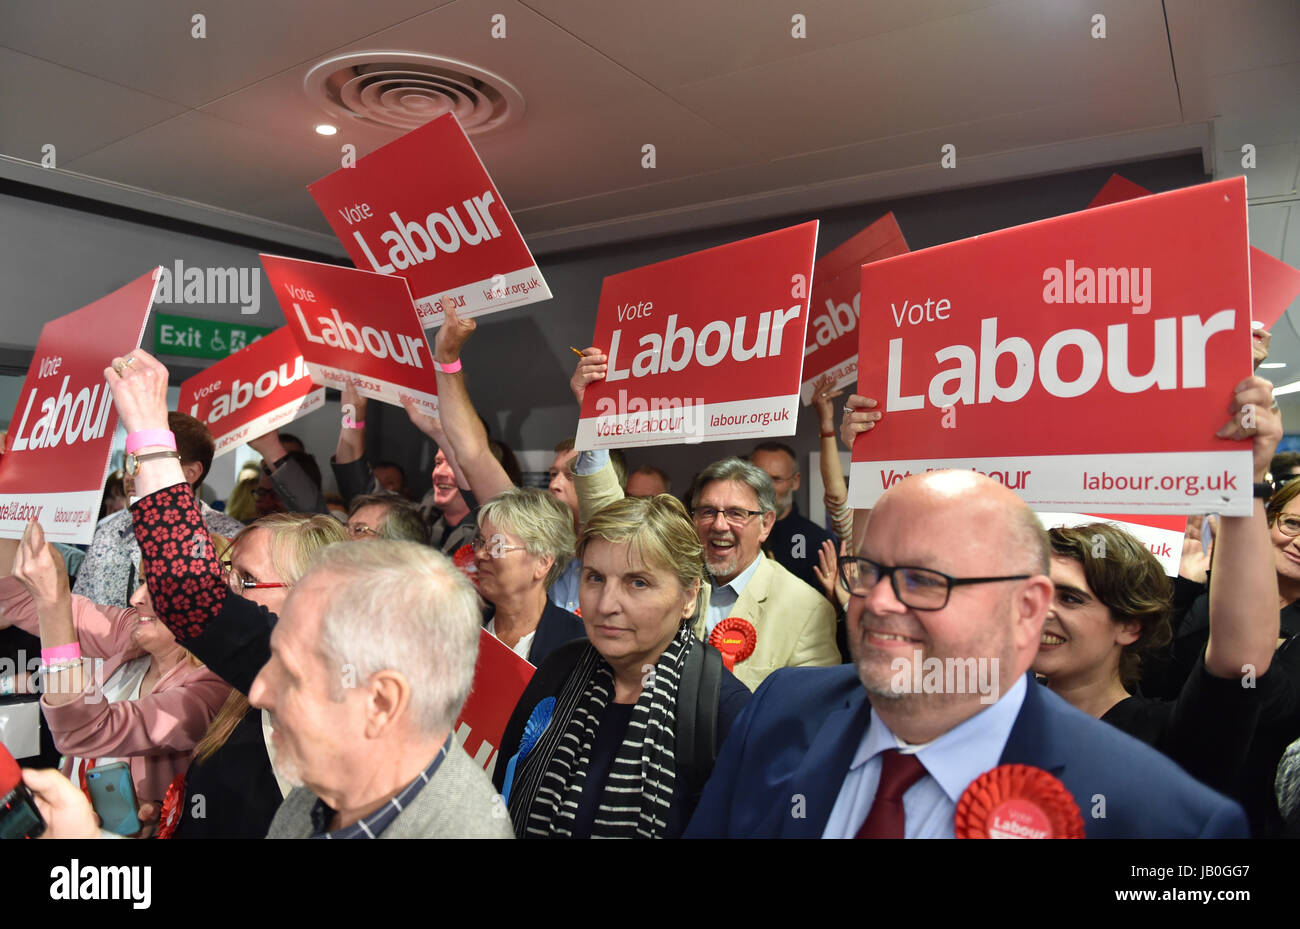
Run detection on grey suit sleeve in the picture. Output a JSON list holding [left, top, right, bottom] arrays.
[[269, 459, 328, 515]]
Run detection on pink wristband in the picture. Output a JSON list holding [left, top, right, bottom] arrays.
[[126, 429, 176, 454], [42, 642, 81, 665], [346, 420, 366, 430], [434, 358, 462, 374]]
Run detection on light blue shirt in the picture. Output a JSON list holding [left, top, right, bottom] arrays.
[[820, 674, 1028, 838], [547, 450, 613, 613], [704, 554, 763, 635], [547, 558, 582, 614]]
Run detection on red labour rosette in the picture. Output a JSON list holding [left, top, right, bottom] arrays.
[[954, 764, 1085, 839], [451, 542, 479, 588], [708, 617, 757, 671], [155, 772, 186, 840]]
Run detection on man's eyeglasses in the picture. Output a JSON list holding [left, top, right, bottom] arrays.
[[221, 560, 290, 592], [1275, 515, 1300, 538], [347, 523, 380, 539], [837, 555, 1031, 611], [692, 506, 764, 526]]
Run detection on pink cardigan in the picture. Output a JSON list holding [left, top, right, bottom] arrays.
[[0, 576, 232, 806]]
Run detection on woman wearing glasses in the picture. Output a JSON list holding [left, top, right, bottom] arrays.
[[100, 347, 349, 835], [495, 494, 752, 838], [0, 521, 231, 833], [474, 487, 585, 665], [170, 511, 346, 838]]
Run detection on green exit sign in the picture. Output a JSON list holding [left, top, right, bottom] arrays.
[[154, 313, 272, 360]]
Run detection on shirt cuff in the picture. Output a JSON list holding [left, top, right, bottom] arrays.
[[574, 450, 609, 476]]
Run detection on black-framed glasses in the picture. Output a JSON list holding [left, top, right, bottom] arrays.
[[692, 506, 764, 526], [837, 555, 1031, 611]]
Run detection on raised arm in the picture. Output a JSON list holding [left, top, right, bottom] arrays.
[[10, 520, 89, 707], [810, 375, 852, 543], [403, 403, 472, 492], [430, 297, 513, 500], [839, 393, 882, 552], [250, 429, 328, 515], [1204, 376, 1282, 679]]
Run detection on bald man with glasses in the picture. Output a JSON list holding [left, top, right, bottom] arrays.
[[685, 469, 1247, 838]]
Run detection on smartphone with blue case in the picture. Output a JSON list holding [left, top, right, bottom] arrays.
[[86, 763, 140, 836]]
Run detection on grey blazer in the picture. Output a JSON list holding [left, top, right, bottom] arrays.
[[265, 743, 515, 839]]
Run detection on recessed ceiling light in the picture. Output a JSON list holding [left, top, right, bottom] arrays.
[[1273, 380, 1300, 397], [1260, 362, 1287, 369], [315, 124, 338, 136]]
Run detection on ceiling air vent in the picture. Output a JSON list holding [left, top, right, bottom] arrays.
[[304, 52, 524, 134]]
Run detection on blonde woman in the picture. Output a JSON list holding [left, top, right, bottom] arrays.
[[0, 522, 231, 827], [495, 494, 752, 839], [166, 512, 346, 839]]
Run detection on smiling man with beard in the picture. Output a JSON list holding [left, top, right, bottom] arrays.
[[685, 470, 1248, 838]]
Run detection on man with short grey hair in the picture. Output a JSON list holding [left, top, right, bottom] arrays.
[[575, 453, 839, 691], [250, 541, 512, 839]]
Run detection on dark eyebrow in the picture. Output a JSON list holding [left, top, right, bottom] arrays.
[[1054, 583, 1093, 602]]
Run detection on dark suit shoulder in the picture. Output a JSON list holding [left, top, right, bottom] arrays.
[[1015, 680, 1247, 837], [529, 601, 587, 666]]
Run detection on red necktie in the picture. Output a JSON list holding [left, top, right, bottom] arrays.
[[855, 749, 927, 839]]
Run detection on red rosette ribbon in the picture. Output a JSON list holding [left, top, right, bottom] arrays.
[[707, 618, 757, 672], [451, 543, 479, 588], [155, 772, 186, 840], [954, 764, 1084, 839]]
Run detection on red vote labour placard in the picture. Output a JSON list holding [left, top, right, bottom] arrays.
[[849, 177, 1254, 515], [262, 255, 438, 414], [801, 213, 909, 405], [308, 113, 551, 328], [576, 221, 820, 451], [0, 270, 157, 544], [178, 326, 325, 458], [453, 630, 535, 776]]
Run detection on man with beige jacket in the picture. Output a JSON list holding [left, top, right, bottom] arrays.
[[574, 451, 839, 691]]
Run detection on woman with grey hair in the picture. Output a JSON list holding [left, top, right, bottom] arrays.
[[476, 487, 585, 665]]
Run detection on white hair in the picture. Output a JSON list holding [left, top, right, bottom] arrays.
[[309, 541, 481, 735]]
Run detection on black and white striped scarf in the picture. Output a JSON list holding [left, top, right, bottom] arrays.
[[508, 624, 693, 839]]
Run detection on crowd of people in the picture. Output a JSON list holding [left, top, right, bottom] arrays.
[[3, 297, 1298, 840]]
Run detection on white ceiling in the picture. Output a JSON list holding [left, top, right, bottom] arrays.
[[0, 1, 1297, 323]]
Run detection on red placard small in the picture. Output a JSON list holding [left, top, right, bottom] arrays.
[[263, 254, 438, 415], [178, 326, 325, 457], [308, 113, 551, 328], [0, 270, 157, 543], [576, 221, 819, 450]]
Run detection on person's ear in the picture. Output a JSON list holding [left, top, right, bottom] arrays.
[[534, 554, 555, 584], [757, 511, 776, 543], [1114, 618, 1142, 648], [1014, 576, 1054, 652], [363, 670, 411, 740], [181, 459, 204, 487], [681, 578, 701, 620], [792, 471, 802, 494]]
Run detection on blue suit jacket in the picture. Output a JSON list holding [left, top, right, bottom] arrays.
[[684, 666, 1248, 838]]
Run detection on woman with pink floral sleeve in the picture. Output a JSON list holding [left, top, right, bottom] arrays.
[[0, 520, 231, 824]]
